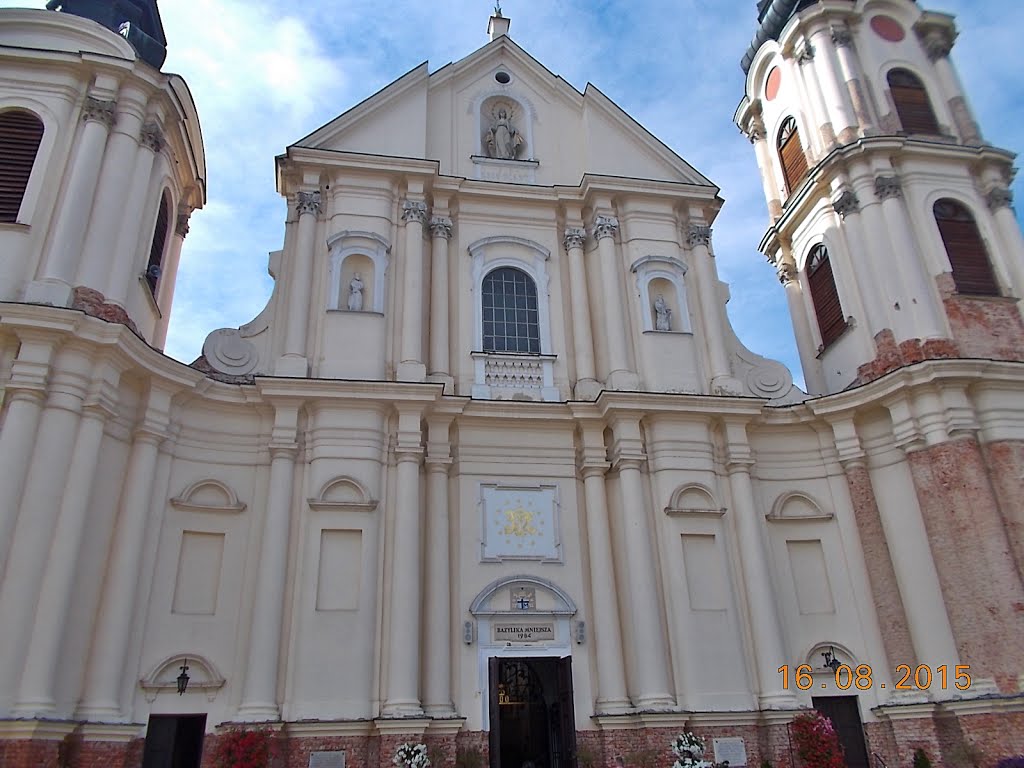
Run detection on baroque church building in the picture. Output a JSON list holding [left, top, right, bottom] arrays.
[[1, 0, 1023, 766]]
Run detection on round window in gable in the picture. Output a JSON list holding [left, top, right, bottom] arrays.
[[495, 71, 511, 84]]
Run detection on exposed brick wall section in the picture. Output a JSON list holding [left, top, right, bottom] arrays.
[[423, 731, 458, 767], [854, 329, 960, 386], [956, 711, 1024, 766], [71, 738, 142, 768], [863, 721, 899, 767], [844, 462, 917, 676], [0, 739, 60, 768], [70, 286, 140, 335], [907, 439, 1024, 691], [981, 440, 1024, 579], [885, 713, 945, 767], [937, 273, 1024, 363]]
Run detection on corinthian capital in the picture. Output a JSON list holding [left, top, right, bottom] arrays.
[[687, 223, 712, 249], [563, 227, 587, 251], [745, 116, 767, 144], [830, 24, 853, 48], [874, 176, 903, 201], [82, 96, 117, 127], [986, 186, 1014, 212], [402, 199, 429, 224], [920, 29, 955, 61], [832, 190, 860, 219], [140, 122, 165, 152], [429, 215, 453, 239], [296, 191, 322, 216], [776, 259, 798, 285], [592, 215, 619, 241], [795, 41, 815, 65], [175, 211, 191, 238]]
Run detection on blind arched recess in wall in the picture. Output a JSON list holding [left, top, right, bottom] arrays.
[[807, 244, 847, 348], [934, 199, 999, 296], [777, 117, 809, 195], [145, 192, 172, 296], [888, 69, 940, 135], [0, 110, 45, 223]]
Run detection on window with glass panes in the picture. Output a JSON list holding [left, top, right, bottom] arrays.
[[481, 267, 540, 354]]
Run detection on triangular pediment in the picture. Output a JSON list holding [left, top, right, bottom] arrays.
[[294, 35, 713, 189]]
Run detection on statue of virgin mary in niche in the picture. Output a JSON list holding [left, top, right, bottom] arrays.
[[486, 105, 524, 160]]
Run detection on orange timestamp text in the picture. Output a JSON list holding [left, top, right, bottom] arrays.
[[777, 664, 973, 691]]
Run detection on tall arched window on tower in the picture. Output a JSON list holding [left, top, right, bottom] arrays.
[[933, 199, 999, 296], [887, 69, 940, 135], [777, 117, 809, 195], [145, 191, 172, 297], [806, 244, 847, 348], [0, 109, 45, 223], [481, 266, 540, 354]]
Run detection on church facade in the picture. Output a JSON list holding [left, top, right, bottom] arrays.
[[0, 1, 1023, 767]]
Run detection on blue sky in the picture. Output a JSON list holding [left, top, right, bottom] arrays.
[[5, 0, 1024, 386]]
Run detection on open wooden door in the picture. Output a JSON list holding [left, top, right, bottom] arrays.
[[555, 656, 577, 768], [489, 657, 501, 768]]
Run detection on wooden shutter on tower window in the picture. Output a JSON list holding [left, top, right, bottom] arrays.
[[778, 117, 809, 195], [934, 199, 1000, 296], [0, 110, 45, 223], [888, 69, 940, 135], [807, 245, 847, 348]]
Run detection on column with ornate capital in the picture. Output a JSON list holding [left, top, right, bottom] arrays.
[[277, 191, 321, 376], [383, 408, 425, 716], [744, 112, 783, 220], [592, 215, 637, 390], [28, 97, 117, 307], [919, 27, 981, 144], [793, 42, 836, 153], [981, 185, 1024, 302], [775, 258, 826, 394], [398, 200, 429, 382], [428, 215, 453, 388], [0, 346, 93, 707], [422, 416, 454, 716], [805, 24, 858, 143], [0, 335, 55, 577], [687, 222, 742, 395], [15, 360, 122, 716], [829, 24, 874, 134], [874, 176, 947, 340], [237, 405, 300, 720], [152, 207, 192, 350], [578, 424, 630, 713], [78, 388, 173, 720], [610, 419, 674, 710], [564, 226, 600, 398], [105, 121, 167, 307], [830, 189, 888, 340], [78, 85, 149, 290], [722, 421, 800, 709]]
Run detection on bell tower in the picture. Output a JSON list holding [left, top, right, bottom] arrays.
[[735, 0, 1024, 395]]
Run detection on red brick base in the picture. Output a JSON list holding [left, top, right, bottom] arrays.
[[855, 329, 960, 386], [3, 709, 1024, 768], [70, 286, 139, 335]]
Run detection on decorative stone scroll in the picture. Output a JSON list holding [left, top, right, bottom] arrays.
[[429, 215, 453, 240], [202, 328, 260, 376], [986, 187, 1014, 212], [687, 223, 712, 249], [140, 122, 165, 152], [563, 227, 586, 251]]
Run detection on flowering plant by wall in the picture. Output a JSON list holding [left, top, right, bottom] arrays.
[[671, 731, 724, 768], [393, 742, 431, 768], [212, 729, 275, 768], [789, 711, 845, 768]]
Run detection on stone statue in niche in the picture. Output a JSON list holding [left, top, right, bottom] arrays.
[[347, 272, 364, 311], [486, 105, 524, 160], [654, 293, 672, 331]]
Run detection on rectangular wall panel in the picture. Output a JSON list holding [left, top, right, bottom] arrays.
[[316, 529, 362, 611], [787, 539, 835, 615], [172, 531, 225, 615], [681, 533, 728, 611]]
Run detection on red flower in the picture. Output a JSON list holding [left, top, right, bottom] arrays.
[[790, 712, 846, 768], [213, 729, 276, 768]]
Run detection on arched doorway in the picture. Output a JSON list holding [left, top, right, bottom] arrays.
[[488, 657, 576, 768]]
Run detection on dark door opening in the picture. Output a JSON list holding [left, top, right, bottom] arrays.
[[489, 656, 576, 768], [813, 696, 869, 768], [141, 714, 207, 768]]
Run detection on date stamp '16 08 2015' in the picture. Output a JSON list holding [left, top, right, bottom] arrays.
[[778, 664, 973, 691]]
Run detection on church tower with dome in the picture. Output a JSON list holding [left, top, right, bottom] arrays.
[[0, 1, 1023, 767]]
